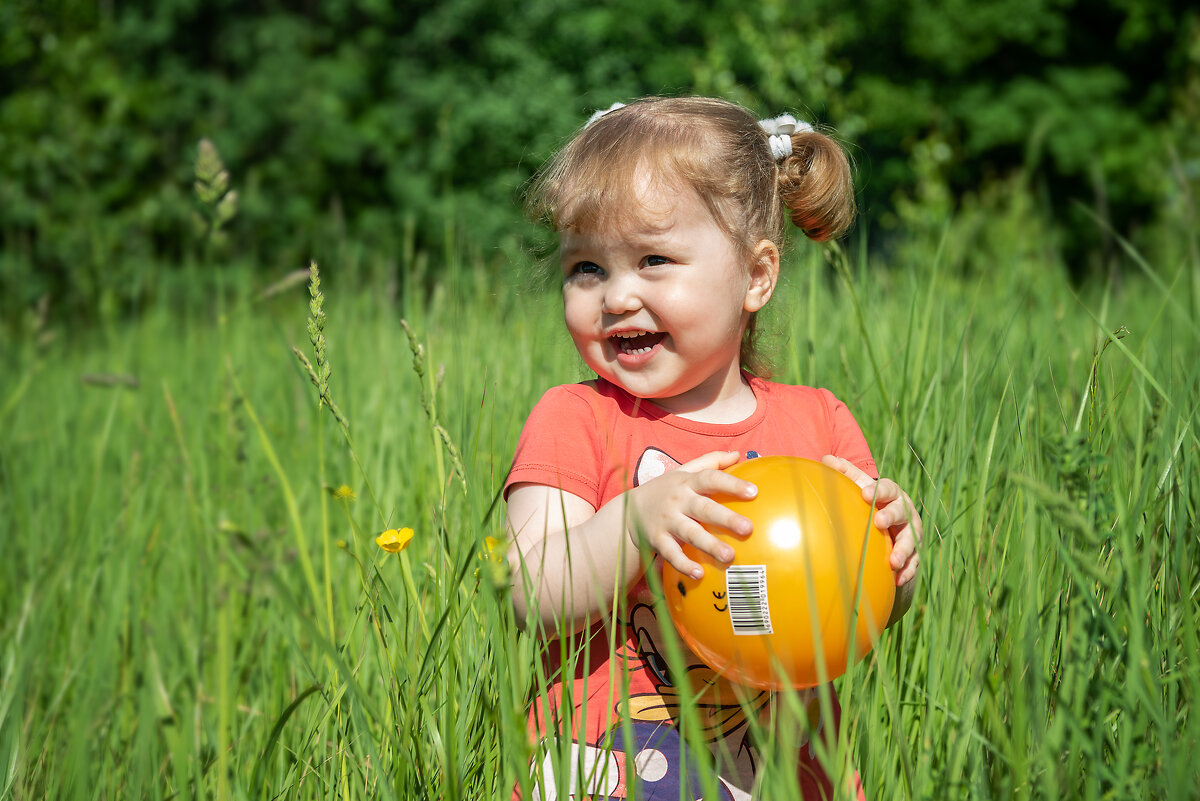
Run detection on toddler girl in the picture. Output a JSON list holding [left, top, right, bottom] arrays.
[[505, 96, 921, 800]]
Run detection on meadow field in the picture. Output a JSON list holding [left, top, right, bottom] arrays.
[[3, 202, 1198, 800]]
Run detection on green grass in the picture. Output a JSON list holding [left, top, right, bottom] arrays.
[[2, 210, 1198, 800]]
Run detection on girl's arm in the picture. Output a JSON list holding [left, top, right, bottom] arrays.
[[505, 483, 633, 632], [506, 450, 757, 635]]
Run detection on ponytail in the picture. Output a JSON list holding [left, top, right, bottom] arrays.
[[777, 131, 856, 242]]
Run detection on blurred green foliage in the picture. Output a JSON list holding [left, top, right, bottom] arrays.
[[0, 0, 1196, 322]]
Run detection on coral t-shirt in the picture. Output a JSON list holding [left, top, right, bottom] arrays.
[[506, 376, 875, 800], [507, 376, 877, 506]]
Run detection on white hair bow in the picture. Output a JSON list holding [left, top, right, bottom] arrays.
[[586, 102, 626, 128], [758, 114, 814, 161]]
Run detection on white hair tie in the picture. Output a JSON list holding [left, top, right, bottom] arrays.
[[586, 101, 626, 128], [758, 114, 814, 161]]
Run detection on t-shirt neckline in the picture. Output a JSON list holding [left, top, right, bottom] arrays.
[[595, 373, 769, 436]]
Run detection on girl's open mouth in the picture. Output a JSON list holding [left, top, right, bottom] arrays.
[[611, 331, 666, 356]]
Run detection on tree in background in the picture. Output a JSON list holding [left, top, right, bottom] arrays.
[[0, 0, 1195, 320]]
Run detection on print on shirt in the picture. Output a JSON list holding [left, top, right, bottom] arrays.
[[634, 447, 761, 489], [626, 447, 770, 789], [620, 601, 771, 747], [634, 447, 682, 488]]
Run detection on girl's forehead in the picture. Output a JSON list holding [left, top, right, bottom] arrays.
[[559, 171, 705, 237]]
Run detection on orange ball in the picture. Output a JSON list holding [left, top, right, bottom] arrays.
[[663, 456, 895, 690]]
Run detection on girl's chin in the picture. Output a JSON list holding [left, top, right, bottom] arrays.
[[598, 374, 684, 403]]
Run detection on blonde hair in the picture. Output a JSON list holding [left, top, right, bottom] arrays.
[[528, 96, 856, 375]]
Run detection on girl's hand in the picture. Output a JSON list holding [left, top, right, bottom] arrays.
[[821, 455, 922, 586], [627, 450, 757, 580]]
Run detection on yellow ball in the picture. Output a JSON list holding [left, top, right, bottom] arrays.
[[663, 456, 895, 690]]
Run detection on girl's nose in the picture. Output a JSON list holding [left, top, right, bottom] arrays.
[[601, 274, 642, 314]]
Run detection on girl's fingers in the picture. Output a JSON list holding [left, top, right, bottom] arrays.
[[655, 536, 704, 579], [876, 497, 921, 573], [679, 452, 757, 500], [907, 501, 924, 543], [874, 496, 911, 531], [823, 455, 900, 509], [680, 450, 742, 473], [691, 469, 757, 502], [677, 514, 737, 563], [657, 520, 732, 577], [821, 454, 873, 489], [866, 478, 901, 506], [892, 497, 923, 543], [690, 496, 751, 539], [888, 522, 917, 568], [894, 551, 920, 586], [820, 459, 924, 582]]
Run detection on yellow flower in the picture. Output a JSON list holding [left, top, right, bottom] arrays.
[[483, 535, 505, 559], [329, 484, 357, 501], [477, 535, 511, 586], [376, 527, 414, 553]]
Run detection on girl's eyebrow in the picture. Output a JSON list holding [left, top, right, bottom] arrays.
[[558, 242, 590, 261]]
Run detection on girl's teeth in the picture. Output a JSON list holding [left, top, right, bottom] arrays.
[[612, 331, 664, 355]]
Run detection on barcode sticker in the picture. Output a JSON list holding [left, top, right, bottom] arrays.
[[726, 565, 772, 635]]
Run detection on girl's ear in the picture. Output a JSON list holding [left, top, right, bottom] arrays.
[[744, 240, 780, 313]]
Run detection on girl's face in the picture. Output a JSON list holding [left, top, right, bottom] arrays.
[[559, 177, 777, 418]]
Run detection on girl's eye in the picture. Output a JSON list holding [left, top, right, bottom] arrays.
[[570, 261, 603, 276], [644, 254, 671, 267]]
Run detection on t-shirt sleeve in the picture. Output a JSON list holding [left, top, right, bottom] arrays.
[[504, 386, 603, 508], [820, 389, 879, 480]]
